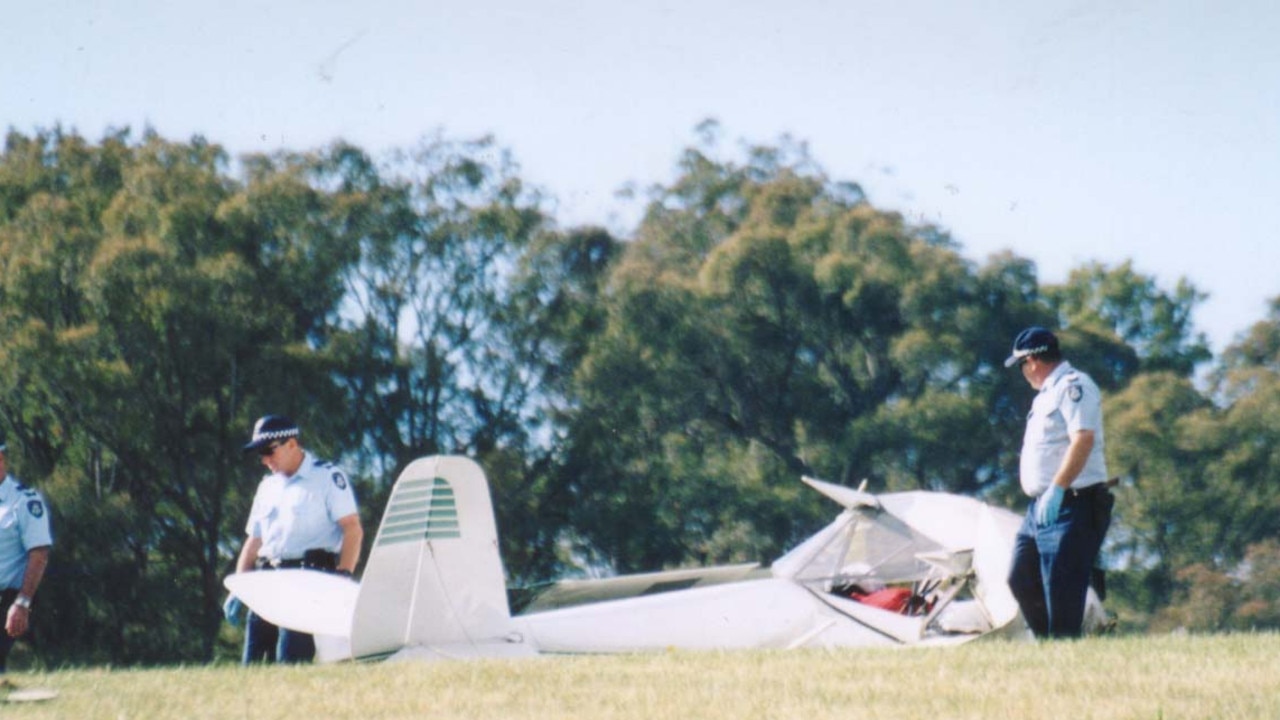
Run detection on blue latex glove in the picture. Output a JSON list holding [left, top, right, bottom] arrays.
[[222, 595, 244, 627], [1035, 485, 1065, 527]]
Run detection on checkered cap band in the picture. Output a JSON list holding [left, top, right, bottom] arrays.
[[252, 428, 298, 442], [1012, 344, 1050, 360], [244, 415, 299, 450]]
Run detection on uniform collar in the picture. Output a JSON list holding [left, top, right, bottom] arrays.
[[1039, 360, 1075, 392], [279, 451, 315, 482]]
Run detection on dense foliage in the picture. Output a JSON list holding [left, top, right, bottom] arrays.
[[0, 124, 1274, 665]]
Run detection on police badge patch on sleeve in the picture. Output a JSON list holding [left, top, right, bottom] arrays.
[[27, 500, 44, 518], [332, 472, 348, 490], [1068, 384, 1083, 402]]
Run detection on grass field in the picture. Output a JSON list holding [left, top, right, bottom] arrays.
[[2, 633, 1276, 719]]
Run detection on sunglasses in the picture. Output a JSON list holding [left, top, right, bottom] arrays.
[[257, 441, 285, 458]]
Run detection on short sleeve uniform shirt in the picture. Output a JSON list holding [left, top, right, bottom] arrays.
[[0, 475, 53, 589], [247, 451, 358, 562], [1019, 361, 1109, 497]]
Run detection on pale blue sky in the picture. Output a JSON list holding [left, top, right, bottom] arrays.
[[5, 1, 1277, 355]]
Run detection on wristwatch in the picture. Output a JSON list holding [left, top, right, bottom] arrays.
[[13, 594, 31, 610]]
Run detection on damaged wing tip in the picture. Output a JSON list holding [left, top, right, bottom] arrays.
[[801, 475, 881, 510]]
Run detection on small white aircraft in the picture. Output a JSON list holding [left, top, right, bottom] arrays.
[[225, 455, 1107, 662]]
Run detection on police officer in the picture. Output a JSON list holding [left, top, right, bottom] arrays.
[[0, 438, 52, 673], [228, 415, 362, 663], [1004, 327, 1114, 638]]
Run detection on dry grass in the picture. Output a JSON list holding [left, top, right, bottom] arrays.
[[3, 632, 1278, 719]]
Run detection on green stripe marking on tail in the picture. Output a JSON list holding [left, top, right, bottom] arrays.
[[376, 476, 462, 546]]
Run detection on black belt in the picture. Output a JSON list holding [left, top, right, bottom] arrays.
[[258, 549, 338, 571], [1067, 483, 1109, 498]]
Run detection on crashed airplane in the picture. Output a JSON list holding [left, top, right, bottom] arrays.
[[225, 455, 1108, 662]]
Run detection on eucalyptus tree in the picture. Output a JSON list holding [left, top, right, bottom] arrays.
[[0, 129, 357, 663], [556, 130, 1030, 574], [1200, 302, 1280, 563], [1043, 260, 1211, 386], [324, 135, 582, 584], [502, 226, 624, 581], [1102, 371, 1216, 619], [1105, 302, 1280, 629], [333, 135, 546, 470]]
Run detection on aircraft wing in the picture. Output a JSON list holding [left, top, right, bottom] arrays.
[[224, 569, 359, 638], [516, 563, 765, 614]]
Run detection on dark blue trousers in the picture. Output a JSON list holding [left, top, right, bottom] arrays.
[[242, 610, 315, 664], [1008, 487, 1113, 638], [0, 589, 17, 672]]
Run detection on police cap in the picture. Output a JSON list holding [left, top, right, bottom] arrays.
[[1004, 326, 1059, 368], [243, 414, 300, 452]]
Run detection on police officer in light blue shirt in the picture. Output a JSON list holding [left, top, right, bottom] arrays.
[[0, 439, 52, 673], [1004, 327, 1114, 638], [226, 415, 362, 664]]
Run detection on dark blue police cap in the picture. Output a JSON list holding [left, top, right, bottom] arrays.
[[1004, 326, 1059, 368], [243, 414, 300, 451]]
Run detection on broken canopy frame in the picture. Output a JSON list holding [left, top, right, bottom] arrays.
[[516, 476, 1023, 650]]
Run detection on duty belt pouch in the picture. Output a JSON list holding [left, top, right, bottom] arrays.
[[301, 548, 338, 571]]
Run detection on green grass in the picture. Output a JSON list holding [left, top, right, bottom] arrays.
[[3, 633, 1277, 719]]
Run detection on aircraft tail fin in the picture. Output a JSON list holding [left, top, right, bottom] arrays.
[[348, 455, 532, 660]]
